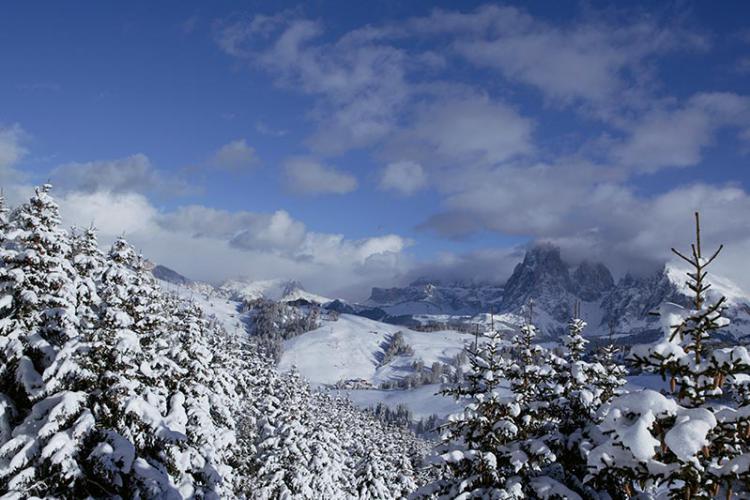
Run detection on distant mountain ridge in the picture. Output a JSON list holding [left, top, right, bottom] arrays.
[[152, 245, 750, 343], [151, 264, 192, 286], [364, 244, 750, 341], [219, 278, 332, 305]]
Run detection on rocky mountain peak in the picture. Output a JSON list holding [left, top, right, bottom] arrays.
[[282, 280, 306, 297], [501, 243, 573, 313], [572, 260, 615, 301], [409, 277, 439, 287]]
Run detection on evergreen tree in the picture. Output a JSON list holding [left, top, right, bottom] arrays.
[[73, 237, 182, 497], [164, 299, 240, 497], [0, 190, 10, 245], [591, 326, 627, 406], [0, 185, 89, 495], [588, 213, 750, 498], [549, 305, 627, 497], [69, 225, 105, 335], [419, 316, 559, 498]]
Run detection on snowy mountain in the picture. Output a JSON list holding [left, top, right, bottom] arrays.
[[219, 278, 331, 304], [354, 244, 750, 342], [366, 279, 503, 316], [600, 263, 750, 341], [151, 263, 192, 285]]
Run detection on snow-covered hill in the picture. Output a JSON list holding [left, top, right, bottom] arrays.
[[275, 313, 489, 419], [278, 314, 475, 386]]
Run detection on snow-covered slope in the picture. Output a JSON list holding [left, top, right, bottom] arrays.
[[277, 313, 487, 420], [340, 384, 464, 420], [278, 313, 475, 386]]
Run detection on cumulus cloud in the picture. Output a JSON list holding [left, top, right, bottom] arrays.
[[380, 161, 427, 195], [59, 190, 159, 236], [420, 157, 750, 284], [51, 154, 191, 196], [255, 120, 288, 137], [50, 187, 411, 298], [283, 157, 357, 195], [207, 5, 750, 292], [213, 4, 712, 167], [210, 139, 259, 171], [5, 6, 747, 297], [158, 205, 306, 252]]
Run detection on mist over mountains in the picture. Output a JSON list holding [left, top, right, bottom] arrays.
[[157, 242, 750, 343]]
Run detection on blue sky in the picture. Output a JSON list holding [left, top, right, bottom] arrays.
[[2, 1, 750, 297]]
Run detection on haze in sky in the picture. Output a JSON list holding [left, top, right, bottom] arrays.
[[2, 1, 750, 298]]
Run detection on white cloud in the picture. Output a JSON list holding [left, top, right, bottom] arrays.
[[216, 14, 410, 154], [283, 157, 357, 195], [423, 161, 605, 237], [214, 10, 299, 57], [156, 205, 260, 239], [255, 120, 288, 137], [210, 139, 259, 171], [418, 154, 750, 287], [231, 210, 307, 252], [51, 154, 191, 196], [417, 5, 708, 111], [50, 187, 410, 298], [380, 161, 427, 195], [0, 124, 27, 179], [612, 92, 750, 171], [403, 247, 524, 286], [392, 93, 534, 167], [59, 190, 159, 236], [159, 205, 306, 252]]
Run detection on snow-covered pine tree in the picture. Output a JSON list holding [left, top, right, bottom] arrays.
[[318, 392, 426, 499], [163, 299, 239, 497], [0, 185, 79, 396], [591, 325, 627, 406], [126, 251, 169, 364], [71, 237, 185, 497], [248, 369, 350, 499], [0, 190, 10, 245], [0, 185, 93, 495], [420, 327, 512, 498], [503, 311, 570, 498], [549, 304, 628, 497], [70, 226, 105, 327], [588, 212, 750, 498], [563, 304, 588, 363], [353, 449, 392, 500], [419, 302, 566, 499]]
